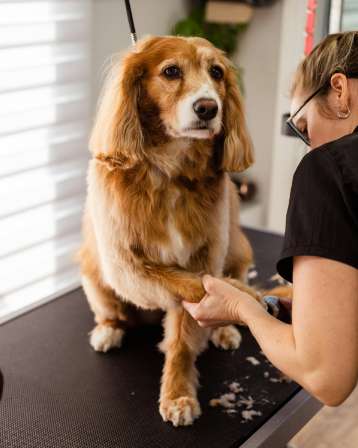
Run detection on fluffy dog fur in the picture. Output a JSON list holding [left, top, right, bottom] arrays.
[[79, 35, 261, 426]]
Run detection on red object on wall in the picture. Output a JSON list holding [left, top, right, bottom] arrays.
[[305, 0, 317, 55]]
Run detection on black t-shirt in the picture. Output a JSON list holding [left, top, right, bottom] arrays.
[[276, 127, 358, 283]]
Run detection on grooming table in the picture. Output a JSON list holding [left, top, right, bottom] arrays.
[[0, 227, 322, 448]]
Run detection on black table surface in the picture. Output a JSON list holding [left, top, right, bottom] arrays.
[[0, 227, 300, 448]]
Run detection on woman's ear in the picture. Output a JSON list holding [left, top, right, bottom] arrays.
[[330, 73, 350, 116], [90, 50, 145, 164], [330, 72, 348, 96], [222, 65, 254, 172]]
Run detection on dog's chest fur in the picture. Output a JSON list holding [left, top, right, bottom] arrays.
[[88, 162, 229, 309], [159, 188, 197, 267]]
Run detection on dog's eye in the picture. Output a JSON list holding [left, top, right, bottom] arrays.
[[162, 65, 182, 79], [209, 65, 224, 80]]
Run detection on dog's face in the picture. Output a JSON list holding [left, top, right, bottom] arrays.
[[91, 36, 253, 172], [141, 37, 225, 140]]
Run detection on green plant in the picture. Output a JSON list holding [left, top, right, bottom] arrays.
[[172, 7, 246, 56]]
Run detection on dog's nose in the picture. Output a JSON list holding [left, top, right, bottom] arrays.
[[193, 98, 218, 120]]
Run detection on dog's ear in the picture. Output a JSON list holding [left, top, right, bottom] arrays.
[[222, 65, 254, 172], [90, 50, 145, 164], [115, 51, 145, 161]]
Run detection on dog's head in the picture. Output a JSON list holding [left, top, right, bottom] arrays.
[[91, 36, 253, 172]]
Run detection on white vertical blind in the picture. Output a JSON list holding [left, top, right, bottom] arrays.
[[0, 0, 91, 323], [342, 0, 358, 30]]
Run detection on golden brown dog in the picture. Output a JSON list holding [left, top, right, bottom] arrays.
[[79, 35, 258, 426]]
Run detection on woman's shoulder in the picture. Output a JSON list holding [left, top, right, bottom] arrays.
[[277, 129, 358, 283], [294, 127, 358, 186], [293, 128, 358, 193]]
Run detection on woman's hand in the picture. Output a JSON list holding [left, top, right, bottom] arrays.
[[182, 274, 265, 328]]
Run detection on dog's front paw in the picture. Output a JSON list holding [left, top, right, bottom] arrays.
[[211, 325, 242, 350], [89, 324, 124, 352], [160, 396, 201, 426]]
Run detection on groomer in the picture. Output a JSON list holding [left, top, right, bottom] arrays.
[[184, 31, 358, 407]]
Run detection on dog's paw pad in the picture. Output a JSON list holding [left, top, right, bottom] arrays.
[[89, 325, 124, 352], [160, 396, 201, 426], [211, 325, 242, 350]]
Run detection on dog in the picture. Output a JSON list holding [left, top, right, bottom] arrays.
[[79, 35, 260, 426]]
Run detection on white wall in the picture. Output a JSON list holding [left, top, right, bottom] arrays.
[[237, 0, 329, 234], [234, 0, 284, 229], [267, 0, 307, 233], [267, 0, 329, 233]]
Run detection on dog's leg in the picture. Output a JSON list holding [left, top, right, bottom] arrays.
[[261, 285, 293, 300], [158, 307, 209, 426], [216, 185, 259, 342], [224, 182, 254, 282], [139, 261, 258, 304], [224, 228, 253, 281], [82, 275, 127, 353]]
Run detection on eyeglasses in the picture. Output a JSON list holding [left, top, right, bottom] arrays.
[[286, 72, 358, 146], [286, 85, 326, 146]]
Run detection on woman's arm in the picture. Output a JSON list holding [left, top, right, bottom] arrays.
[[184, 256, 358, 406], [287, 256, 358, 405]]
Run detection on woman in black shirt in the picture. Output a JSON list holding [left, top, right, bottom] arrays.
[[184, 31, 358, 406]]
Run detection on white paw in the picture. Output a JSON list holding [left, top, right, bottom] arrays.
[[211, 325, 242, 350], [160, 396, 201, 427], [89, 324, 124, 352]]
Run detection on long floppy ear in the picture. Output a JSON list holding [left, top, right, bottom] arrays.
[[89, 50, 145, 164], [222, 65, 254, 172]]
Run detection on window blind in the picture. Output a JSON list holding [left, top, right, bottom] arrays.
[[342, 0, 358, 30], [0, 0, 91, 323]]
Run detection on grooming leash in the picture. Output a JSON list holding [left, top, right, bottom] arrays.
[[125, 0, 137, 46]]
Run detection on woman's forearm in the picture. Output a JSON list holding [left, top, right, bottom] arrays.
[[186, 269, 358, 406], [237, 294, 327, 399]]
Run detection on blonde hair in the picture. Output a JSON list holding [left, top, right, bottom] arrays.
[[291, 31, 358, 97]]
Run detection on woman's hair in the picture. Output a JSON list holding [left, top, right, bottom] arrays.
[[291, 31, 358, 97]]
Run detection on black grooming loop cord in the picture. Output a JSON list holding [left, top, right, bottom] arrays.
[[125, 0, 137, 45]]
